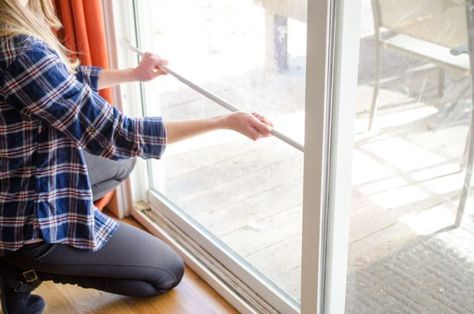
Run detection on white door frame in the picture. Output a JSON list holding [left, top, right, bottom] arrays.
[[300, 0, 361, 313]]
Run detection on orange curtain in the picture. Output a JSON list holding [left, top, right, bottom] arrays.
[[54, 0, 113, 102], [54, 0, 115, 210]]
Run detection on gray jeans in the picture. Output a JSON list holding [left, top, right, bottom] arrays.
[[0, 152, 185, 297], [83, 151, 137, 201]]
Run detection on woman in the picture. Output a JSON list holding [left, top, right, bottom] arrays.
[[0, 0, 273, 313]]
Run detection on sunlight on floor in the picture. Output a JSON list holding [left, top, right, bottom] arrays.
[[399, 204, 456, 235]]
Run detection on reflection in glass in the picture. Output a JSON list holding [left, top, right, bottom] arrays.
[[346, 0, 474, 312]]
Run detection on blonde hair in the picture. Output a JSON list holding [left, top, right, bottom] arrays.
[[0, 0, 78, 72]]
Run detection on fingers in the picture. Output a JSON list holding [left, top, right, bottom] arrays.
[[250, 113, 272, 133], [245, 115, 272, 141], [227, 112, 266, 141], [153, 59, 168, 74], [250, 117, 272, 135], [252, 112, 273, 127], [150, 56, 168, 74], [151, 66, 168, 78], [247, 125, 272, 141], [138, 52, 169, 80], [150, 70, 165, 80], [246, 125, 261, 141]]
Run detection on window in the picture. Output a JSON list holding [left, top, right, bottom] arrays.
[[108, 0, 359, 312], [136, 0, 306, 308]]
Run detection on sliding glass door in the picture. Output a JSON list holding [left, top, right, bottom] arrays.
[[109, 0, 474, 311], [112, 0, 359, 312]]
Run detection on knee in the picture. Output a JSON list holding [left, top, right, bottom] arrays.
[[147, 254, 185, 296]]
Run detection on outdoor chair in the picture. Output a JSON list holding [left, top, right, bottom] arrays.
[[456, 0, 474, 226], [370, 0, 474, 226], [369, 0, 469, 131]]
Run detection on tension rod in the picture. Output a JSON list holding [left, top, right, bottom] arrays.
[[128, 43, 305, 153]]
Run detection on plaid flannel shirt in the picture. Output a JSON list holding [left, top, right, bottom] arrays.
[[0, 35, 167, 256]]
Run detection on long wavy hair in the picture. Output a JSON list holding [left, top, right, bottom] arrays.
[[0, 0, 78, 72]]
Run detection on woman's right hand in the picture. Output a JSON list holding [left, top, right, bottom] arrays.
[[223, 112, 273, 141]]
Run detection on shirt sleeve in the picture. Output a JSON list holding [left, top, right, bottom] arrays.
[[75, 65, 102, 92], [4, 41, 166, 160]]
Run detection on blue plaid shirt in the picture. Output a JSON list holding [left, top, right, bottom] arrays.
[[0, 35, 167, 256]]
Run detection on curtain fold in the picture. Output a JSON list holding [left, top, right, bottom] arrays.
[[54, 0, 113, 102]]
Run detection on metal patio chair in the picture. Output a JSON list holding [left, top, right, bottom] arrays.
[[456, 0, 474, 226], [369, 0, 470, 131], [370, 0, 474, 226]]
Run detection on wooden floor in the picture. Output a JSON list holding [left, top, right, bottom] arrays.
[[29, 217, 237, 314]]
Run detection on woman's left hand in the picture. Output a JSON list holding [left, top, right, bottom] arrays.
[[133, 52, 168, 82]]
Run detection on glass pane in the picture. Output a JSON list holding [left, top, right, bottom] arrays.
[[345, 0, 474, 312], [136, 0, 307, 303]]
